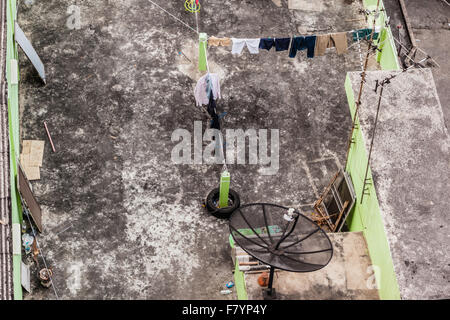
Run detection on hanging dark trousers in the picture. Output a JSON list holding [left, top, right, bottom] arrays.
[[289, 36, 317, 58]]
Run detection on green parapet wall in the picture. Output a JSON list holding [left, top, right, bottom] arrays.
[[344, 75, 400, 300], [6, 0, 23, 300], [229, 235, 248, 300], [363, 0, 401, 71], [346, 0, 400, 299]]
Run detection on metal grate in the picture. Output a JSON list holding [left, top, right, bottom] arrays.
[[313, 170, 356, 232]]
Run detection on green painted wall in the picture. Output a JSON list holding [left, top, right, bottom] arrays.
[[364, 0, 401, 70], [341, 0, 402, 300], [6, 0, 23, 300], [344, 75, 400, 300]]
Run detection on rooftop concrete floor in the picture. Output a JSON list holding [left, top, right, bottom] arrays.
[[348, 69, 450, 299], [245, 232, 379, 300], [18, 0, 372, 299], [384, 0, 450, 129]]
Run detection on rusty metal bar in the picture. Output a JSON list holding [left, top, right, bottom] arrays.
[[333, 201, 349, 232], [44, 121, 56, 152], [360, 83, 384, 204], [344, 0, 381, 169]]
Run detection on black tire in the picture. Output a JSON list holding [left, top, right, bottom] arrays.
[[206, 188, 241, 219]]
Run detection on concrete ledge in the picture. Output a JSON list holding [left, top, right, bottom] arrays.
[[243, 232, 380, 300], [347, 68, 450, 300]]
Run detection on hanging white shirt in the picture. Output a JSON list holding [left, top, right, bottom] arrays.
[[194, 73, 221, 107], [231, 38, 260, 54]]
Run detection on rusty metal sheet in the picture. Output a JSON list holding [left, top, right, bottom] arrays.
[[17, 163, 42, 232]]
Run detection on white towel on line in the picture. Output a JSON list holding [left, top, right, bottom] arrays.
[[231, 38, 260, 54], [194, 73, 221, 107]]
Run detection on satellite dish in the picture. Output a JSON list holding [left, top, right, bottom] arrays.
[[229, 203, 333, 299]]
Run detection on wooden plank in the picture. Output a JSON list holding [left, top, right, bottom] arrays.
[[398, 0, 417, 48], [28, 140, 44, 167], [17, 163, 43, 232], [22, 166, 40, 181]]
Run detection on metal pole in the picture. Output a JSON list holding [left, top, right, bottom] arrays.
[[267, 266, 275, 295], [360, 84, 384, 204], [198, 32, 207, 71]]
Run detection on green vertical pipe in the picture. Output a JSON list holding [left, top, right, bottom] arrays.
[[198, 32, 207, 71], [219, 171, 230, 208]]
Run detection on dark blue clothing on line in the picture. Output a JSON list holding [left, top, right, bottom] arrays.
[[352, 28, 379, 41], [289, 36, 316, 58], [274, 38, 291, 51], [259, 38, 275, 51]]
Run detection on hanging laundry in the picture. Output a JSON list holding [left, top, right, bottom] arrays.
[[231, 38, 260, 54], [315, 32, 348, 56], [208, 36, 231, 47], [206, 94, 217, 118], [274, 38, 291, 52], [205, 74, 212, 99], [315, 34, 329, 56], [211, 114, 220, 130], [352, 28, 379, 41], [289, 36, 316, 58], [331, 33, 348, 55], [259, 38, 275, 51], [194, 73, 221, 107], [207, 95, 220, 130]]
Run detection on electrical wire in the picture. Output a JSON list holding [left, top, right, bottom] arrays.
[[147, 0, 198, 34]]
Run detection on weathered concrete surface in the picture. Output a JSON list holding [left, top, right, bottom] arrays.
[[384, 0, 450, 129], [348, 69, 450, 299], [245, 232, 380, 300], [18, 0, 368, 299]]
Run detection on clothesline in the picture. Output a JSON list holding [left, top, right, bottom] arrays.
[[196, 29, 388, 107], [148, 0, 199, 34], [146, 0, 383, 47], [205, 25, 383, 41], [146, 1, 385, 59], [195, 28, 391, 111], [201, 27, 381, 59]]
